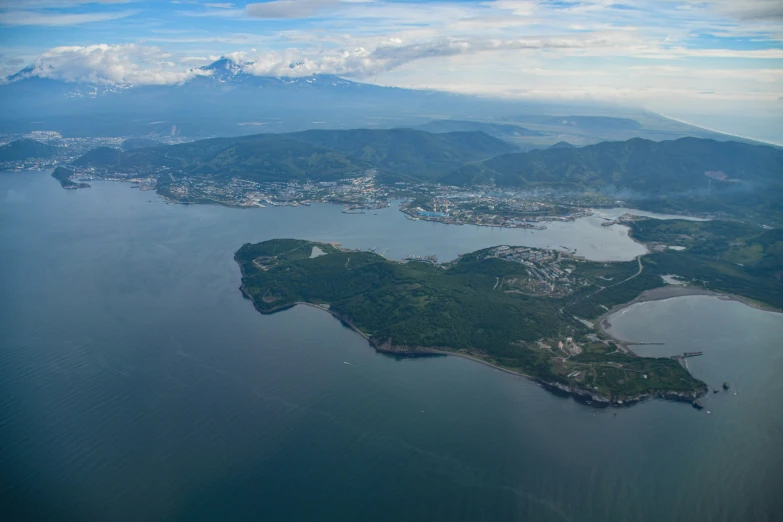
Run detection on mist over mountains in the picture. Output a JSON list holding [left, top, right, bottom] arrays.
[[0, 57, 762, 147]]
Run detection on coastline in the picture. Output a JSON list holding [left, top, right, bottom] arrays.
[[238, 277, 702, 407]]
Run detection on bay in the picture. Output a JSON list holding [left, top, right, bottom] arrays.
[[2, 171, 781, 522]]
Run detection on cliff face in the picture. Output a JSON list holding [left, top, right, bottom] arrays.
[[539, 380, 706, 406]]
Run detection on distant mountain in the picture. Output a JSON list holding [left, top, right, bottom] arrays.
[[541, 116, 643, 130], [548, 141, 576, 149], [73, 128, 515, 183], [199, 57, 246, 82], [414, 120, 544, 141], [0, 138, 60, 161], [121, 138, 163, 151], [288, 129, 516, 181], [1, 58, 752, 144], [2, 57, 495, 138], [450, 137, 782, 190], [73, 147, 123, 166], [445, 137, 783, 218]]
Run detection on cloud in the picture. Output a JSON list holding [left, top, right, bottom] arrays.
[[0, 0, 133, 6], [245, 0, 343, 19], [0, 9, 137, 26], [237, 34, 638, 78], [204, 2, 235, 8], [13, 44, 208, 84], [697, 0, 783, 22]]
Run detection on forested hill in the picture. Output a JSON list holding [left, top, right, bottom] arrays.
[[289, 128, 516, 181], [447, 137, 782, 191], [0, 139, 60, 161], [445, 137, 783, 220], [234, 238, 708, 404], [413, 120, 545, 140], [72, 131, 782, 220], [73, 129, 516, 183]]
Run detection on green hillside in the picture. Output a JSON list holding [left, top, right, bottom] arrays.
[[73, 146, 123, 166], [51, 166, 89, 189], [0, 139, 60, 161], [630, 219, 783, 304], [235, 239, 707, 403], [189, 136, 367, 182], [446, 137, 783, 221], [73, 128, 515, 183], [414, 120, 544, 140], [285, 128, 517, 181]]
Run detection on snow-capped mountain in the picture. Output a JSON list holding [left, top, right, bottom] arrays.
[[0, 57, 468, 137], [200, 57, 247, 82], [193, 57, 365, 90], [0, 57, 668, 141]]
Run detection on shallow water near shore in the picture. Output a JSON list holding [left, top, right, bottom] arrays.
[[2, 171, 782, 521]]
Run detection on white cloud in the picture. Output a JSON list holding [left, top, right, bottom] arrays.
[[693, 0, 783, 22], [0, 0, 133, 6], [0, 9, 137, 26], [245, 0, 343, 19], [235, 33, 643, 77], [14, 44, 209, 84]]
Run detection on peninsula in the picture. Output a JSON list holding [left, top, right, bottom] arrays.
[[235, 239, 711, 405]]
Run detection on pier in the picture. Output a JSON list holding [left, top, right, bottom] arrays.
[[671, 351, 703, 369]]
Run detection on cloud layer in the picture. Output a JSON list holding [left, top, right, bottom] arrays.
[[14, 44, 208, 85], [1, 0, 781, 142], [245, 0, 342, 19]]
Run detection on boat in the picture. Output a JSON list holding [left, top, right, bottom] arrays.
[[722, 381, 730, 390]]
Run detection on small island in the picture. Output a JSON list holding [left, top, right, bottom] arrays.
[[235, 239, 712, 405]]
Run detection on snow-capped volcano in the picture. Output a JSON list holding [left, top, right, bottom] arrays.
[[199, 57, 250, 82], [0, 57, 422, 137]]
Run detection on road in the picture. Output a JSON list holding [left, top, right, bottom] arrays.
[[566, 256, 644, 308]]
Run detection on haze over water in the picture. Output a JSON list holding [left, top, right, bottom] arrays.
[[2, 171, 781, 521]]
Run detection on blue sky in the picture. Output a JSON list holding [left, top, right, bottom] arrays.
[[1, 0, 782, 141]]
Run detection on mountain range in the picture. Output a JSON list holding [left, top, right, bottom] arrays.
[[447, 137, 783, 219], [0, 57, 763, 147], [0, 138, 61, 162], [73, 128, 517, 182], [69, 127, 783, 219]]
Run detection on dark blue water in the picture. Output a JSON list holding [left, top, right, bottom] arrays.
[[2, 172, 782, 521]]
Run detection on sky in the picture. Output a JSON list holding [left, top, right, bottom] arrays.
[[1, 0, 782, 142]]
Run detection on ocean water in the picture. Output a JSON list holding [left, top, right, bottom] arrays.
[[2, 171, 781, 521]]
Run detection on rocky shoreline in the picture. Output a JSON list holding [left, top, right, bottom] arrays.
[[372, 339, 705, 407]]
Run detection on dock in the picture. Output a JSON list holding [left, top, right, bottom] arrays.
[[671, 351, 703, 369]]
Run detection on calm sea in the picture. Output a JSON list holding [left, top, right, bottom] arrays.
[[2, 171, 781, 521]]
